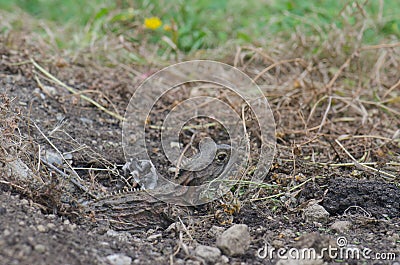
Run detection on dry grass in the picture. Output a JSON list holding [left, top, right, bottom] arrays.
[[0, 2, 399, 216]]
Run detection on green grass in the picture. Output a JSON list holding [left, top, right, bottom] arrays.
[[1, 0, 399, 53], [0, 0, 107, 24]]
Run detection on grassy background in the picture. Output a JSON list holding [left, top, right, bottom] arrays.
[[1, 0, 399, 55]]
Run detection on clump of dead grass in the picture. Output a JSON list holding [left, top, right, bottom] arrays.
[[231, 2, 399, 206], [0, 93, 76, 216], [0, 94, 35, 195]]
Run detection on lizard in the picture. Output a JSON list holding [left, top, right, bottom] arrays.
[[85, 144, 233, 231], [121, 143, 231, 189]]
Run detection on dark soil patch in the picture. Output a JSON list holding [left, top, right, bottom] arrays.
[[323, 177, 400, 219]]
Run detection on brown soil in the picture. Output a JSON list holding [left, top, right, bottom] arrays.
[[0, 34, 399, 265]]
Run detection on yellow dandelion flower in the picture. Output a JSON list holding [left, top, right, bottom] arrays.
[[144, 17, 162, 30]]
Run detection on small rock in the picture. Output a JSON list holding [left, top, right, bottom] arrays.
[[216, 224, 251, 256], [37, 224, 47, 233], [63, 153, 73, 163], [168, 167, 178, 173], [173, 258, 185, 265], [106, 253, 132, 265], [42, 149, 63, 165], [219, 255, 229, 264], [106, 230, 132, 242], [47, 214, 56, 219], [330, 220, 351, 233], [303, 204, 330, 223], [3, 229, 11, 236], [41, 85, 58, 96], [19, 221, 25, 226], [194, 245, 221, 264], [36, 90, 46, 100], [79, 117, 93, 125], [99, 241, 110, 247], [271, 239, 285, 248], [34, 244, 46, 254], [47, 223, 56, 229], [280, 228, 295, 238], [55, 113, 64, 121], [106, 230, 120, 237], [146, 228, 156, 234], [63, 219, 70, 225], [208, 225, 225, 238]]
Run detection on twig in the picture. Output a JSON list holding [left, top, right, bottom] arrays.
[[4, 60, 32, 66], [170, 229, 189, 265], [331, 96, 400, 116], [0, 180, 26, 191], [325, 55, 353, 92], [307, 95, 328, 124], [359, 42, 400, 51], [30, 59, 125, 121], [250, 176, 317, 202], [383, 78, 400, 99], [33, 122, 81, 179], [218, 179, 279, 190], [358, 99, 400, 116], [334, 139, 396, 180], [253, 58, 306, 82], [33, 122, 97, 198], [41, 158, 97, 199], [241, 46, 276, 64], [178, 216, 194, 241], [317, 96, 332, 134], [148, 122, 218, 131], [312, 161, 400, 167]]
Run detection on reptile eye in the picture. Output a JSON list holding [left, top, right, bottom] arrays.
[[216, 151, 228, 163]]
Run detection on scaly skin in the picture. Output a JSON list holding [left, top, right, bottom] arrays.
[[86, 144, 232, 231], [177, 144, 231, 186]]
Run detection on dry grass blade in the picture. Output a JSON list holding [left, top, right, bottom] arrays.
[[324, 54, 354, 92], [32, 121, 97, 198], [317, 96, 332, 134], [359, 42, 400, 51], [253, 58, 307, 82], [335, 139, 397, 180], [250, 176, 317, 202], [30, 59, 125, 121], [383, 78, 400, 99]]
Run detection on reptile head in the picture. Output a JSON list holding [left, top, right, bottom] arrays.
[[179, 144, 231, 186]]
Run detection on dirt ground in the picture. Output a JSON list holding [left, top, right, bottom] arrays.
[[0, 33, 399, 265]]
